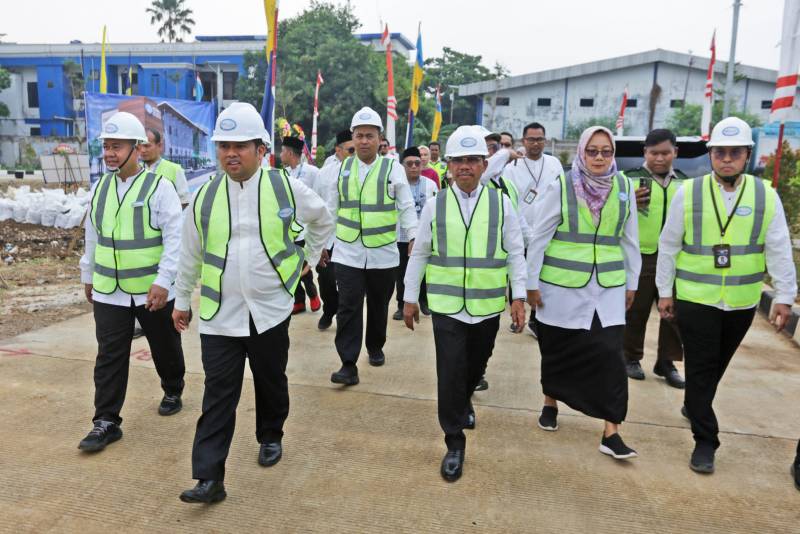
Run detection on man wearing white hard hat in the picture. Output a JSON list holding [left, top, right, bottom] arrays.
[[78, 111, 186, 453], [402, 125, 527, 482], [325, 106, 418, 386], [173, 102, 334, 503], [656, 116, 796, 474]]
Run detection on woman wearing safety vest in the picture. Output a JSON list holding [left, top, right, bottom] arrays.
[[656, 117, 796, 475], [527, 125, 641, 461], [403, 125, 527, 482]]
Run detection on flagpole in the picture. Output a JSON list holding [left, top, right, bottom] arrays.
[[382, 24, 397, 153], [311, 70, 322, 160], [722, 0, 742, 117], [773, 122, 785, 188]]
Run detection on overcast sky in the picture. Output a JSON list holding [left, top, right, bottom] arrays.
[[0, 0, 785, 75]]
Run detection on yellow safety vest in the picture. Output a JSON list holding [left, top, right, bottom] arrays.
[[336, 156, 398, 247], [153, 158, 181, 184], [488, 176, 519, 211], [627, 168, 687, 254]]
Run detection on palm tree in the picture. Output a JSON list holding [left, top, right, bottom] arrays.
[[146, 0, 196, 43]]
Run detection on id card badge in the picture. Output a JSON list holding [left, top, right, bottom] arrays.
[[524, 189, 537, 204], [712, 244, 731, 269]]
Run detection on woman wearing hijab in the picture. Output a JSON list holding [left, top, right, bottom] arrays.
[[526, 126, 641, 459]]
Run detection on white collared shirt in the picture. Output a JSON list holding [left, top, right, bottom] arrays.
[[174, 169, 335, 336], [80, 168, 183, 306], [503, 153, 564, 234], [397, 176, 436, 243], [656, 176, 797, 310], [289, 162, 321, 242], [404, 183, 527, 324], [330, 155, 418, 269], [145, 158, 190, 205], [526, 177, 642, 330]]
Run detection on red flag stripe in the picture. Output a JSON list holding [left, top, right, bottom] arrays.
[[775, 74, 799, 89], [771, 95, 795, 111]]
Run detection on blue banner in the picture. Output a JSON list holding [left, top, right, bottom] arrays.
[[84, 92, 217, 189]]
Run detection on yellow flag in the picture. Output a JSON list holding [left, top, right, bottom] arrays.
[[99, 25, 108, 94], [264, 0, 277, 59]]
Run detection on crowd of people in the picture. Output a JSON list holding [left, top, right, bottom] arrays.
[[77, 100, 800, 504]]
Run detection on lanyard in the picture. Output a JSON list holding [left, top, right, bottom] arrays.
[[709, 176, 746, 238], [522, 157, 544, 189]]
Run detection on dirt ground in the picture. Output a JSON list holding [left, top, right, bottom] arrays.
[[0, 220, 89, 340]]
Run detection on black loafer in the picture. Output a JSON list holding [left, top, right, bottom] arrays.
[[179, 480, 226, 503], [158, 394, 182, 416], [368, 350, 385, 367], [654, 362, 685, 389], [440, 449, 464, 482], [331, 364, 359, 386], [474, 377, 488, 391], [317, 314, 333, 330], [625, 361, 645, 380], [690, 443, 715, 474], [78, 421, 122, 452], [392, 309, 403, 321], [258, 441, 283, 467]]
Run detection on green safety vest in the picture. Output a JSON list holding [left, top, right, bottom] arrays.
[[153, 158, 181, 184], [487, 175, 519, 210], [336, 156, 398, 248], [426, 186, 508, 317], [627, 167, 688, 254], [193, 169, 305, 321], [90, 170, 164, 295], [539, 173, 631, 288], [676, 174, 775, 308], [429, 160, 447, 180]]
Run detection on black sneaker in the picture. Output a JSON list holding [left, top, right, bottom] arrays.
[[392, 309, 403, 321], [654, 361, 685, 389], [690, 443, 715, 474], [317, 314, 334, 330], [158, 394, 182, 416], [625, 361, 645, 380], [78, 421, 122, 452], [538, 405, 558, 431], [331, 363, 359, 386], [599, 433, 638, 460], [474, 377, 488, 391], [368, 350, 385, 367]]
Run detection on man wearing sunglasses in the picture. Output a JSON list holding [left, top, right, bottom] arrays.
[[656, 117, 796, 475]]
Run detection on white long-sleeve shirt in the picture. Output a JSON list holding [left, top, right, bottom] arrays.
[[656, 176, 797, 309], [289, 162, 321, 242], [404, 183, 527, 325], [80, 168, 183, 307], [314, 158, 342, 249], [145, 158, 190, 205], [526, 177, 641, 330], [397, 176, 437, 243], [329, 155, 418, 269], [503, 154, 564, 233], [480, 148, 512, 184], [174, 169, 334, 336]]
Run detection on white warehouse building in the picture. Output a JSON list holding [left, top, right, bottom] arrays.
[[457, 49, 779, 139]]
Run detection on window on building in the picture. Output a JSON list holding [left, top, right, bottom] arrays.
[[537, 97, 551, 107], [626, 98, 637, 108], [670, 99, 684, 108], [223, 71, 238, 100], [30, 127, 41, 136], [495, 96, 510, 106], [579, 98, 594, 107], [27, 82, 39, 108], [761, 100, 772, 110], [151, 74, 160, 95]]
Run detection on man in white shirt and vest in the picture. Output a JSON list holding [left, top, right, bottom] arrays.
[[173, 103, 334, 503], [656, 117, 796, 474], [139, 127, 191, 207], [78, 111, 186, 453], [326, 107, 418, 385], [403, 126, 527, 482]]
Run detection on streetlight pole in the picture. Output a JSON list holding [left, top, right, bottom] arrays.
[[722, 0, 742, 117]]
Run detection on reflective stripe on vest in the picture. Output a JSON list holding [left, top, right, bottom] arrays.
[[488, 176, 519, 210], [539, 173, 630, 288], [90, 171, 163, 295], [336, 156, 398, 247], [675, 174, 775, 308], [194, 169, 304, 321], [631, 174, 684, 254], [426, 186, 508, 317]]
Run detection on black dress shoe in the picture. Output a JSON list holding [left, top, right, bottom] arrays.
[[368, 350, 385, 367], [465, 411, 476, 430], [690, 443, 715, 474], [654, 362, 685, 389], [419, 301, 431, 316], [331, 363, 359, 385], [625, 360, 645, 380], [440, 449, 465, 482], [158, 394, 182, 416], [474, 377, 488, 391], [258, 441, 283, 467], [317, 314, 334, 330], [179, 480, 227, 503], [392, 309, 403, 321], [78, 421, 122, 452]]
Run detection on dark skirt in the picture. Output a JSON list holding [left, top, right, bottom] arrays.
[[536, 314, 628, 424]]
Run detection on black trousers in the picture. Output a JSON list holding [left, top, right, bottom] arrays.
[[92, 299, 185, 425], [432, 313, 500, 451], [192, 316, 291, 481], [334, 263, 395, 364], [316, 248, 338, 318], [676, 300, 755, 449], [395, 241, 426, 309], [293, 240, 318, 305]]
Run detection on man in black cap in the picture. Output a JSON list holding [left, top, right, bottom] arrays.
[[281, 136, 321, 314]]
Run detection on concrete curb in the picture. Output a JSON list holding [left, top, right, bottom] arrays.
[[758, 288, 800, 343]]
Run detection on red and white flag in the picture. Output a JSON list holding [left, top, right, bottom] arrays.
[[770, 0, 800, 122], [701, 30, 716, 140], [381, 24, 397, 153], [615, 86, 629, 136], [310, 70, 324, 160]]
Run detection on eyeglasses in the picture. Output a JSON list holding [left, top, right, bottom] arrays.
[[346, 147, 355, 154], [403, 160, 422, 167], [710, 147, 747, 160], [585, 148, 615, 159], [486, 143, 499, 152], [449, 156, 484, 165], [500, 141, 512, 148], [524, 136, 546, 144]]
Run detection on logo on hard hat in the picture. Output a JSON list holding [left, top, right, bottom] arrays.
[[722, 126, 740, 136], [105, 123, 119, 134], [460, 137, 478, 148], [220, 119, 237, 131], [358, 112, 373, 120]]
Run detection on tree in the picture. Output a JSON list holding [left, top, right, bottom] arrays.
[[666, 99, 763, 137], [0, 66, 10, 117], [764, 140, 800, 235], [565, 116, 618, 139], [146, 0, 195, 43], [424, 47, 493, 126]]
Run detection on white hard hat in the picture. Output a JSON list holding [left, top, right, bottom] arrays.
[[350, 106, 383, 132], [707, 117, 754, 148], [446, 125, 489, 159], [211, 102, 271, 146], [472, 125, 493, 138], [98, 111, 147, 143]]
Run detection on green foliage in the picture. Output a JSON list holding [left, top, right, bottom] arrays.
[[764, 140, 800, 234], [147, 0, 195, 43], [565, 116, 617, 139], [666, 101, 763, 137], [424, 47, 493, 126], [0, 66, 10, 118], [62, 59, 84, 97]]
